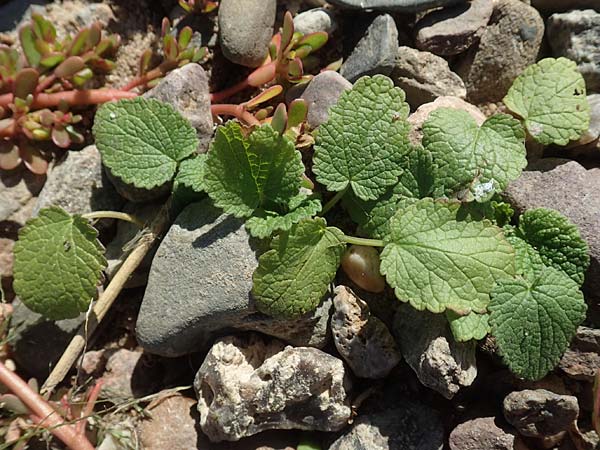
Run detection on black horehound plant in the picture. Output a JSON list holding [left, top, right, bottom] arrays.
[[10, 58, 593, 388]]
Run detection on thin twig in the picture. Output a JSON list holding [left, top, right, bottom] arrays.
[[41, 202, 172, 396], [81, 211, 144, 228]]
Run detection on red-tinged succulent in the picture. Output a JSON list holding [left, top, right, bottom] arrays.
[[179, 0, 218, 14]]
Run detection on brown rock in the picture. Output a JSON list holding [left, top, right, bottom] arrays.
[[559, 327, 600, 381], [449, 417, 517, 450]]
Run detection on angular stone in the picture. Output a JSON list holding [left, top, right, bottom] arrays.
[[331, 286, 400, 379], [194, 334, 352, 442], [9, 298, 84, 380], [503, 389, 579, 438], [547, 9, 600, 93], [407, 96, 486, 145], [218, 0, 276, 68], [392, 46, 466, 109], [301, 71, 352, 128], [138, 395, 200, 450], [328, 0, 466, 13], [329, 405, 444, 450], [136, 200, 331, 357], [449, 417, 517, 450], [415, 0, 494, 56], [293, 8, 337, 35], [502, 159, 600, 317], [143, 63, 213, 152], [456, 0, 544, 104], [393, 304, 477, 399], [340, 14, 398, 83], [100, 349, 161, 401], [33, 145, 123, 217], [0, 168, 44, 223], [559, 327, 600, 382], [531, 0, 600, 12]]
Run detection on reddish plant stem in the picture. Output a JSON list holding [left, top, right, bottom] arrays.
[[211, 103, 260, 126], [121, 60, 178, 91], [75, 380, 103, 436], [210, 78, 250, 103], [210, 61, 277, 103], [36, 74, 57, 94], [0, 361, 94, 450], [0, 89, 137, 110]]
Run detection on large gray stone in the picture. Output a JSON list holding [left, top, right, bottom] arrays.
[[301, 71, 352, 128], [328, 0, 465, 13], [329, 405, 444, 450], [194, 334, 352, 442], [33, 145, 123, 217], [392, 46, 466, 109], [339, 14, 398, 83], [293, 8, 337, 35], [559, 327, 600, 382], [136, 200, 331, 357], [503, 389, 579, 438], [449, 417, 517, 450], [393, 304, 477, 399], [415, 0, 494, 56], [331, 286, 400, 379], [218, 0, 276, 68], [547, 10, 600, 93], [502, 159, 600, 318], [143, 63, 213, 152], [456, 0, 544, 103], [0, 168, 44, 223]]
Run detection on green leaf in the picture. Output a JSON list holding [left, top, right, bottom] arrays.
[[252, 218, 345, 318], [504, 57, 590, 146], [380, 198, 515, 314], [175, 154, 207, 193], [245, 194, 322, 239], [423, 109, 526, 201], [93, 97, 199, 189], [343, 147, 434, 239], [446, 310, 490, 342], [204, 122, 304, 218], [13, 207, 106, 320], [504, 228, 545, 281], [519, 208, 589, 286], [313, 75, 411, 201], [489, 267, 587, 380]]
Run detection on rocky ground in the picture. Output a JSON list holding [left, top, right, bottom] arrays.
[[0, 0, 600, 449]]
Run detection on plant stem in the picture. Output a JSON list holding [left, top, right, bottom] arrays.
[[75, 380, 103, 436], [211, 104, 260, 126], [210, 78, 250, 103], [81, 211, 144, 228], [341, 235, 385, 248], [0, 89, 137, 110], [321, 187, 348, 216], [121, 60, 179, 92], [41, 202, 172, 396], [0, 362, 94, 450]]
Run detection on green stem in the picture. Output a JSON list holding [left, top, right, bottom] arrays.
[[81, 211, 144, 228], [341, 235, 385, 248], [321, 187, 348, 216]]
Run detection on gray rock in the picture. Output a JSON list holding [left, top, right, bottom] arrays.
[[9, 298, 84, 380], [502, 159, 600, 318], [339, 14, 398, 83], [34, 145, 123, 217], [449, 417, 517, 450], [0, 0, 45, 32], [559, 327, 600, 382], [407, 96, 486, 145], [138, 395, 200, 450], [143, 63, 213, 152], [328, 0, 466, 13], [547, 10, 600, 93], [301, 71, 352, 128], [194, 334, 352, 442], [503, 389, 579, 438], [415, 0, 494, 56], [136, 200, 331, 357], [393, 304, 477, 399], [293, 8, 337, 35], [456, 0, 544, 104], [532, 0, 600, 13], [218, 0, 276, 68], [0, 168, 44, 223], [392, 46, 466, 109], [331, 286, 400, 379], [329, 405, 444, 450], [100, 349, 161, 401]]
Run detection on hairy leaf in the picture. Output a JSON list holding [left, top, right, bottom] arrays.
[[380, 198, 515, 314], [13, 207, 106, 320], [489, 267, 587, 380], [447, 310, 490, 342], [504, 57, 590, 146], [175, 154, 207, 193], [93, 98, 198, 189]]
